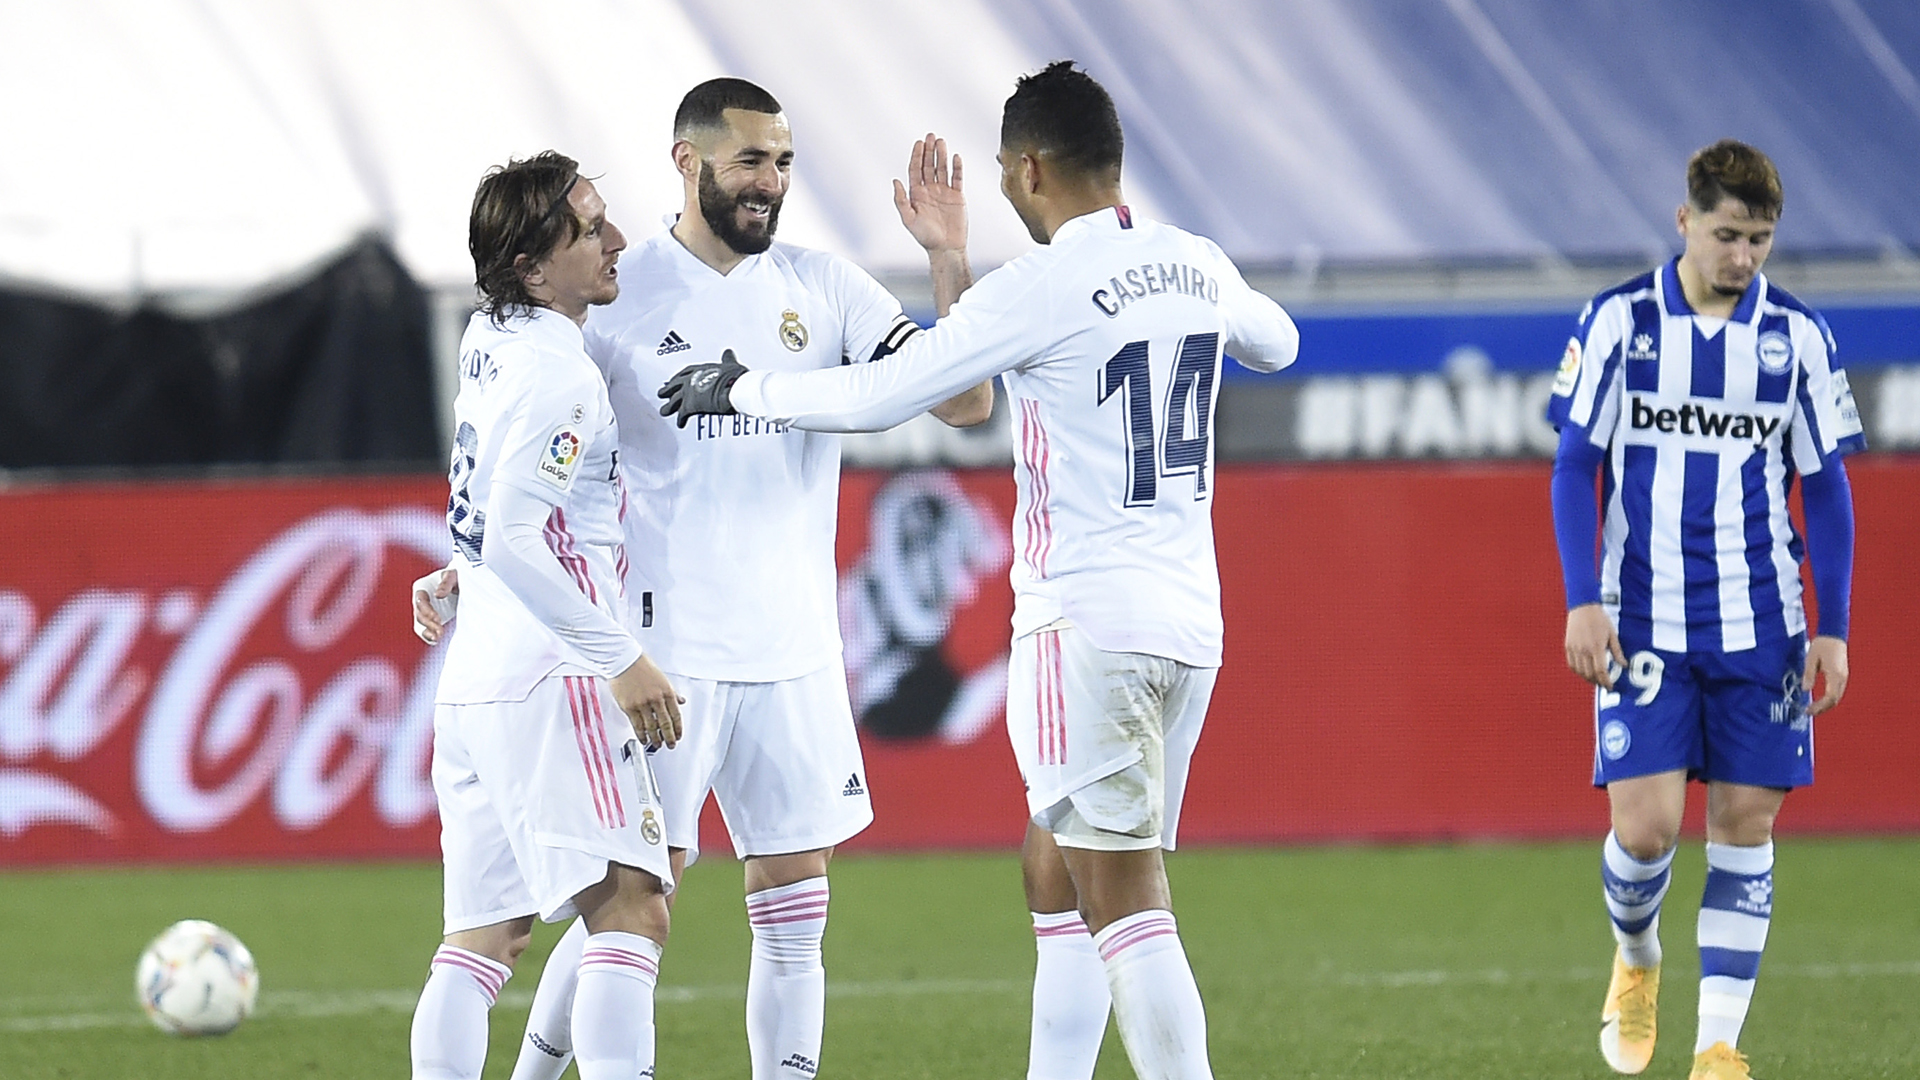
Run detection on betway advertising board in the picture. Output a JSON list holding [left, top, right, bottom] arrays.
[[1219, 302, 1920, 461], [3, 464, 1917, 866]]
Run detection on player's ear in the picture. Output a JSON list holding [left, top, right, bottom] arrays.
[[671, 139, 701, 183], [1019, 152, 1042, 196], [514, 252, 544, 289], [1675, 204, 1689, 238]]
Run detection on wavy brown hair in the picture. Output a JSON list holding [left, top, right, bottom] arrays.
[[469, 151, 582, 323], [1687, 139, 1783, 221]]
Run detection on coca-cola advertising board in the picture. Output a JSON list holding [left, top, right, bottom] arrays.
[[3, 461, 1917, 867], [0, 478, 450, 863]]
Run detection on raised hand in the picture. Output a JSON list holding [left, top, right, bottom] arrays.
[[893, 133, 966, 254]]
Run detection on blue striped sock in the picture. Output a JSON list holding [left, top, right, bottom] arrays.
[[1602, 831, 1673, 967], [1696, 841, 1774, 1052]]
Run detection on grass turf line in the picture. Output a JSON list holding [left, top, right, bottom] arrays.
[[0, 840, 1914, 1078]]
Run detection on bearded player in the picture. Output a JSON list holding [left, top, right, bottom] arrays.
[[416, 78, 990, 1080], [661, 62, 1301, 1080]]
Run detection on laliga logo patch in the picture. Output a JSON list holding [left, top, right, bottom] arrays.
[[779, 308, 809, 352], [1756, 331, 1793, 376], [1601, 720, 1632, 761], [538, 428, 582, 488], [1551, 339, 1581, 396]]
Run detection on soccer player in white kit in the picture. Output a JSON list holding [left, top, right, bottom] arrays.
[[414, 80, 991, 1080], [410, 152, 683, 1080], [662, 63, 1301, 1080], [1550, 141, 1860, 1080]]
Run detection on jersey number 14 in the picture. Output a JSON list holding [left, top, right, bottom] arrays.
[[1098, 333, 1219, 506]]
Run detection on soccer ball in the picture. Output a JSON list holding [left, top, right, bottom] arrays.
[[135, 920, 259, 1036]]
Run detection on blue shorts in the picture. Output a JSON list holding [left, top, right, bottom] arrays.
[[1591, 629, 1812, 790]]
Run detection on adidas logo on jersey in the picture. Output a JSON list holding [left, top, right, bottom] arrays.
[[1630, 396, 1780, 443], [842, 773, 865, 797], [657, 331, 691, 356]]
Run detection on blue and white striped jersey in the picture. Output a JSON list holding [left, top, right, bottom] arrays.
[[1547, 259, 1865, 654]]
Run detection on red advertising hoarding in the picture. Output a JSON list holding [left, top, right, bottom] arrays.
[[2, 461, 1916, 866]]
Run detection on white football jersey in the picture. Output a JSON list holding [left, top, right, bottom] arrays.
[[584, 229, 918, 682], [731, 207, 1300, 667], [437, 307, 632, 704]]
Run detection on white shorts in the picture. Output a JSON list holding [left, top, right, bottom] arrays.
[[433, 674, 673, 934], [653, 659, 874, 864], [1005, 622, 1216, 852]]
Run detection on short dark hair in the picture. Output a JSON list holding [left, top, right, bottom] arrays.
[[1687, 139, 1783, 220], [469, 151, 583, 322], [674, 78, 782, 141], [1000, 60, 1123, 176]]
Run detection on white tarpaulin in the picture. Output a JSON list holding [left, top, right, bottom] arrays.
[[4, 0, 1917, 302]]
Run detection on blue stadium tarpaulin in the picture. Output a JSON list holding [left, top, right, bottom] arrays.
[[2, 0, 1916, 301]]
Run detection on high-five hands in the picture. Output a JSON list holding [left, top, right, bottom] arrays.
[[658, 348, 748, 426], [894, 132, 966, 254]]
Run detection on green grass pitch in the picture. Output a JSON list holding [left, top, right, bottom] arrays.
[[2, 840, 1915, 1078]]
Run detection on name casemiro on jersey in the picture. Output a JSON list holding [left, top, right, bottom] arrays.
[[1091, 262, 1220, 317]]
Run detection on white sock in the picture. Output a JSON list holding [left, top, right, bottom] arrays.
[[1602, 831, 1674, 968], [411, 944, 511, 1080], [571, 931, 662, 1080], [746, 877, 830, 1080], [1696, 841, 1774, 1053], [1029, 910, 1110, 1080], [1093, 910, 1212, 1080], [508, 918, 586, 1080]]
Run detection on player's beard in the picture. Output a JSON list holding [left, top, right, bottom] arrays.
[[698, 161, 781, 256]]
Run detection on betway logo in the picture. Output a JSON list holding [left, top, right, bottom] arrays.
[[1630, 396, 1780, 443]]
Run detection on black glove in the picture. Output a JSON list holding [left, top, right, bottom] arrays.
[[657, 348, 748, 427]]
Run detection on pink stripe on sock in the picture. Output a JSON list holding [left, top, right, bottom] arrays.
[[1096, 914, 1180, 962], [580, 947, 658, 981], [751, 910, 829, 926], [746, 886, 829, 927], [746, 887, 829, 911], [432, 947, 508, 1003]]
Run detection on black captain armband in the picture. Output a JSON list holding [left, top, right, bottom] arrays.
[[864, 314, 923, 362]]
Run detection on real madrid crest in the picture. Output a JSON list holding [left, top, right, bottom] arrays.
[[779, 309, 809, 352], [641, 809, 662, 845]]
